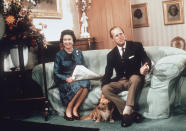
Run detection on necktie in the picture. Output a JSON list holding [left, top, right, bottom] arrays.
[[121, 47, 125, 63]]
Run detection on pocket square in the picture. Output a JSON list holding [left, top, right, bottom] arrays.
[[129, 55, 135, 59]]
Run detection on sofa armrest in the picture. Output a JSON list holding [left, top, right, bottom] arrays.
[[143, 55, 186, 119], [32, 62, 55, 95], [180, 76, 186, 105], [151, 55, 186, 88]]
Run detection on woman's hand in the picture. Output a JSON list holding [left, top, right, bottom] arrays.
[[66, 77, 75, 83]]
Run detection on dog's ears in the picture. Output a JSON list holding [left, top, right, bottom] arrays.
[[100, 94, 105, 99], [97, 94, 105, 105]]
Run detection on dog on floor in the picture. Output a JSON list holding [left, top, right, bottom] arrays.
[[80, 94, 115, 123]]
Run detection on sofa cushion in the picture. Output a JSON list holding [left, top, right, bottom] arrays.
[[83, 49, 110, 74]]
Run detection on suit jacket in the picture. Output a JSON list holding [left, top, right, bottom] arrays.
[[101, 41, 151, 86]]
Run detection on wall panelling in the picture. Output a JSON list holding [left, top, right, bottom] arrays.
[[87, 0, 134, 49]]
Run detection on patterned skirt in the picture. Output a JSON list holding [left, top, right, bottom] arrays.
[[58, 80, 91, 106]]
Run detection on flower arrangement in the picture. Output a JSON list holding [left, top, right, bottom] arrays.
[[0, 0, 47, 50]]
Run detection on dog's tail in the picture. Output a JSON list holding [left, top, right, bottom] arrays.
[[80, 114, 92, 120]]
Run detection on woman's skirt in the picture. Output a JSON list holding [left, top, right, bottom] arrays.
[[58, 80, 91, 105]]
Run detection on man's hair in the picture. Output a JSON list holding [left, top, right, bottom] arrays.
[[109, 26, 125, 38], [60, 29, 76, 43]]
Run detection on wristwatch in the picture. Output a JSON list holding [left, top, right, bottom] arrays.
[[0, 13, 5, 40]]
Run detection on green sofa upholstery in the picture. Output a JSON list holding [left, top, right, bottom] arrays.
[[32, 46, 186, 119]]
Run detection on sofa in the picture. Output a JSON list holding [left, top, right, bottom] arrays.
[[32, 46, 186, 119]]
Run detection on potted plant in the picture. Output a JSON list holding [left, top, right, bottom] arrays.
[[0, 0, 47, 70]]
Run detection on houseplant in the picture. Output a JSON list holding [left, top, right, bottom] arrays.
[[1, 0, 47, 49], [0, 0, 47, 69]]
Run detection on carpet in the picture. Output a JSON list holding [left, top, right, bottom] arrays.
[[0, 118, 99, 131], [1, 106, 186, 131]]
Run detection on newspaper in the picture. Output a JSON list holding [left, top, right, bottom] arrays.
[[72, 65, 103, 81]]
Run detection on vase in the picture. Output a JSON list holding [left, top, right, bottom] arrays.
[[10, 45, 28, 69]]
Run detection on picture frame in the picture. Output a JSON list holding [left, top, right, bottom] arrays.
[[162, 0, 184, 25], [131, 3, 149, 28], [30, 0, 62, 19]]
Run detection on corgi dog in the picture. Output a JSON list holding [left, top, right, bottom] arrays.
[[80, 94, 115, 123]]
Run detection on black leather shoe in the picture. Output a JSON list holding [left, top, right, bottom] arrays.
[[64, 112, 74, 121], [131, 111, 143, 123], [121, 114, 133, 127]]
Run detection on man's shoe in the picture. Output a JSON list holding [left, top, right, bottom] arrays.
[[121, 114, 133, 127], [131, 111, 143, 123]]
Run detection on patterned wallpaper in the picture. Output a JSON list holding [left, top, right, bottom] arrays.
[[131, 0, 186, 49]]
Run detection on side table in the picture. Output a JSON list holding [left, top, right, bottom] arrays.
[[1, 69, 48, 120]]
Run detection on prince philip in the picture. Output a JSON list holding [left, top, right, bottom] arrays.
[[101, 26, 151, 127]]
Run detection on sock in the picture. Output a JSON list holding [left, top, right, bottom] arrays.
[[123, 105, 133, 115]]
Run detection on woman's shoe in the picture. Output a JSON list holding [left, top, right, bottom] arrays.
[[73, 113, 80, 120], [64, 112, 74, 121]]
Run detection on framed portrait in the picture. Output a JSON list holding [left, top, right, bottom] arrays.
[[162, 0, 184, 25], [131, 3, 149, 28], [30, 0, 62, 19]]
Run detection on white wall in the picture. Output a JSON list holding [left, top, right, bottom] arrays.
[[33, 0, 80, 41], [131, 0, 186, 47]]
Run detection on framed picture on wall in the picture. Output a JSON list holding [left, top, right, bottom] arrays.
[[30, 0, 62, 19], [131, 3, 149, 28], [162, 0, 184, 25]]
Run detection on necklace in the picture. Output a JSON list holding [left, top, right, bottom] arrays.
[[64, 48, 73, 54]]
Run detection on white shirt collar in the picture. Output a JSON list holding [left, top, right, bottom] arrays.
[[117, 42, 126, 56]]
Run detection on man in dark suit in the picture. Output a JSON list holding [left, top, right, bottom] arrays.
[[101, 26, 151, 127]]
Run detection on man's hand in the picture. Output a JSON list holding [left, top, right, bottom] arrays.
[[140, 62, 149, 75], [66, 77, 75, 83], [99, 74, 104, 77]]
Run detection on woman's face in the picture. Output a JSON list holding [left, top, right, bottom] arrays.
[[62, 34, 74, 49]]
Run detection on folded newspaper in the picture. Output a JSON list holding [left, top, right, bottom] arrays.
[[72, 65, 103, 81]]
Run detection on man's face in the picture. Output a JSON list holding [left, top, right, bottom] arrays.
[[111, 27, 126, 47]]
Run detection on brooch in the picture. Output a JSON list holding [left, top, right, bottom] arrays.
[[76, 50, 79, 55]]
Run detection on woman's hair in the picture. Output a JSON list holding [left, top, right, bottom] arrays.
[[60, 29, 76, 43]]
